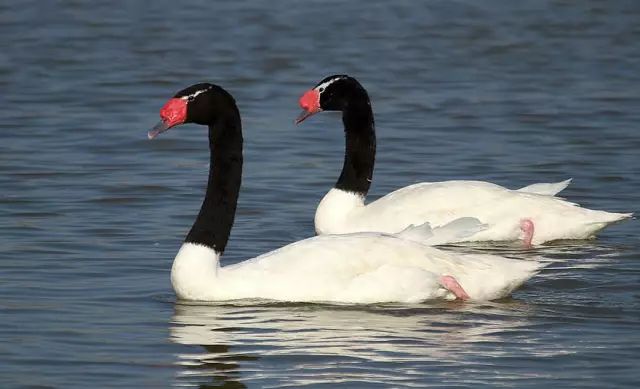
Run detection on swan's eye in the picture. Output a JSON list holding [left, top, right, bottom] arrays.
[[318, 87, 325, 93], [187, 95, 195, 102]]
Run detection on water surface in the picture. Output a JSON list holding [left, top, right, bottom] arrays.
[[1, 0, 639, 387]]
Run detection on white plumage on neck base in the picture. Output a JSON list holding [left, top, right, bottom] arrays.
[[171, 243, 220, 300]]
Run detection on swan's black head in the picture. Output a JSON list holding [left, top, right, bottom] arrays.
[[295, 75, 368, 124], [148, 83, 237, 139]]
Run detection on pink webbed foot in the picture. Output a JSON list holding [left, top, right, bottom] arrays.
[[439, 275, 470, 301], [520, 218, 535, 248]]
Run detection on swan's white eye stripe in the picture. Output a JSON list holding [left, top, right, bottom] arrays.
[[180, 86, 212, 101], [314, 76, 346, 93]]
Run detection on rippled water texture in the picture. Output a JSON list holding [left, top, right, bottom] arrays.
[[1, 0, 639, 387]]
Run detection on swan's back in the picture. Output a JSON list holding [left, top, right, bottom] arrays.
[[345, 181, 630, 244], [214, 234, 543, 303]]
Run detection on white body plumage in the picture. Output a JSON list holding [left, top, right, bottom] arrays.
[[171, 236, 543, 303], [315, 180, 631, 245]]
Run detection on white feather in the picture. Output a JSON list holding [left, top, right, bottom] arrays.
[[171, 236, 543, 303], [315, 76, 347, 93], [396, 217, 487, 245], [516, 178, 572, 196]]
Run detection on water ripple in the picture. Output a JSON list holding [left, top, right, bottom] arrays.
[[1, 0, 639, 387]]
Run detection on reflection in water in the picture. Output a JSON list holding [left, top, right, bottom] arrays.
[[170, 299, 543, 387], [171, 304, 253, 388]]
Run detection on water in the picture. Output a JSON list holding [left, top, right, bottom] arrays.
[[1, 0, 639, 387]]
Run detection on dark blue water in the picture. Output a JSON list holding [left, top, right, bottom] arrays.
[[1, 0, 639, 387]]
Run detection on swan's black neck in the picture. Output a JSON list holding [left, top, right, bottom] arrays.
[[184, 99, 243, 254], [335, 89, 376, 196]]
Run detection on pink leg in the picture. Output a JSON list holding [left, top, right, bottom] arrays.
[[439, 275, 470, 301], [520, 218, 535, 248]]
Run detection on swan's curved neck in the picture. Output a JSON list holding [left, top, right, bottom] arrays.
[[184, 101, 243, 255], [335, 89, 376, 197]]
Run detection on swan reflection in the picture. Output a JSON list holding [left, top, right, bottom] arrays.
[[171, 299, 542, 387]]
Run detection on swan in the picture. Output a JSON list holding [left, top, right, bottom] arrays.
[[295, 75, 631, 246], [148, 82, 542, 303]]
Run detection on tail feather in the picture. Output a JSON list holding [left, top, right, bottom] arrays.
[[458, 256, 546, 300], [587, 209, 633, 224], [517, 178, 572, 196], [585, 212, 633, 233]]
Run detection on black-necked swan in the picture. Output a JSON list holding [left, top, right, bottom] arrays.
[[148, 82, 543, 303], [295, 75, 631, 246]]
